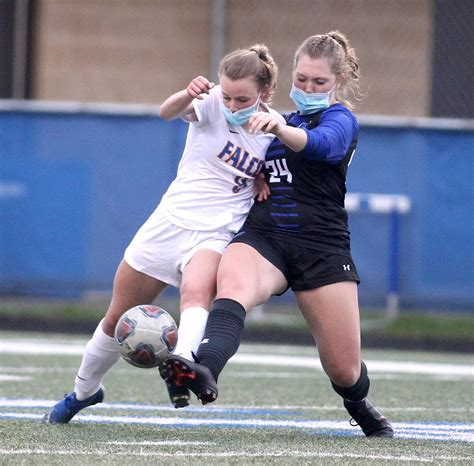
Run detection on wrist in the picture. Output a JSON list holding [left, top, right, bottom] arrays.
[[272, 123, 284, 138]]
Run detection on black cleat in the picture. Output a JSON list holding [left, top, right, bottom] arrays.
[[344, 398, 394, 437], [159, 355, 218, 405], [165, 381, 190, 409]]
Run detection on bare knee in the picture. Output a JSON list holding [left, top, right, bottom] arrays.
[[216, 274, 261, 310], [180, 280, 214, 310]]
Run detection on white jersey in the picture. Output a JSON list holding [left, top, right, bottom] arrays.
[[158, 86, 284, 231]]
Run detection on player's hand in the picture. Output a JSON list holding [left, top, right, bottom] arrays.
[[186, 76, 215, 100], [248, 112, 282, 135], [255, 172, 270, 202]]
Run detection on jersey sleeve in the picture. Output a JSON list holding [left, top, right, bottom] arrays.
[[258, 103, 286, 125], [269, 108, 287, 125], [300, 106, 358, 164], [191, 86, 222, 128]]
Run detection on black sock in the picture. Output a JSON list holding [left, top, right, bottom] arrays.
[[331, 361, 370, 402], [196, 298, 246, 380]]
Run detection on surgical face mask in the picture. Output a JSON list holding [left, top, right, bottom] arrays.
[[220, 94, 261, 126], [289, 83, 336, 115]]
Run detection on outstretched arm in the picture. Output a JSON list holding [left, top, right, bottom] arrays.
[[248, 112, 307, 152], [159, 76, 215, 122]]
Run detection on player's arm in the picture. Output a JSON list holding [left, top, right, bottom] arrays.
[[254, 172, 271, 202], [159, 76, 215, 122], [299, 109, 357, 163], [248, 112, 307, 152]]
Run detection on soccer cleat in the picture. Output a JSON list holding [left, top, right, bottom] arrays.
[[42, 387, 105, 424], [344, 398, 394, 437], [165, 381, 191, 409], [159, 355, 218, 405]]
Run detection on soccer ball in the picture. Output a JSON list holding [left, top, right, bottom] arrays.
[[114, 305, 178, 369]]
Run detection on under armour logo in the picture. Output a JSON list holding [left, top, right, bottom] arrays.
[[201, 338, 209, 344], [343, 264, 351, 271]]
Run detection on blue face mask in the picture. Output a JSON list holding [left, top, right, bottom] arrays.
[[220, 95, 261, 126], [289, 83, 335, 115]]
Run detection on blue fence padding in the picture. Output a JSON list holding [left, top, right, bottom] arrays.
[[348, 126, 473, 309], [0, 111, 187, 296], [2, 159, 89, 297], [1, 110, 473, 310]]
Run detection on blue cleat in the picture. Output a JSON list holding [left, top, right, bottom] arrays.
[[42, 387, 105, 424]]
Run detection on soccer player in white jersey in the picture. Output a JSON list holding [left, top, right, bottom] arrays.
[[44, 44, 283, 422]]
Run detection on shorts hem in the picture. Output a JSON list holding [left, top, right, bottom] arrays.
[[180, 243, 225, 273], [291, 276, 360, 292], [123, 255, 179, 288]]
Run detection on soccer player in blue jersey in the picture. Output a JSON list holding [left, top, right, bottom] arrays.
[[160, 31, 394, 438]]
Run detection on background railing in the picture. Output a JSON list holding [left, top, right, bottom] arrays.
[[1, 101, 473, 311]]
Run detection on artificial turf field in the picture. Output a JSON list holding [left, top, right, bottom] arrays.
[[0, 331, 473, 464]]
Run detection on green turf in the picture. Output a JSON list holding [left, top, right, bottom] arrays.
[[371, 312, 474, 340], [1, 299, 473, 343], [0, 332, 473, 464]]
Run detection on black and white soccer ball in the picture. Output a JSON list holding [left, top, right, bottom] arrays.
[[114, 305, 178, 369]]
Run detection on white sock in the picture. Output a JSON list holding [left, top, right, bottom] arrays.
[[74, 319, 121, 400], [174, 307, 209, 361]]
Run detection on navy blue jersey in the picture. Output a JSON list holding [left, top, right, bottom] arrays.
[[243, 104, 358, 253]]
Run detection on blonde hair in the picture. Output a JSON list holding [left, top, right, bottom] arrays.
[[218, 44, 278, 103], [294, 31, 361, 108]]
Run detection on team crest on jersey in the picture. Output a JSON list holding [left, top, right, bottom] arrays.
[[217, 140, 264, 177]]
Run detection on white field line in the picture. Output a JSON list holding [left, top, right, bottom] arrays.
[[0, 448, 471, 463], [0, 367, 74, 372], [0, 341, 86, 355], [104, 440, 214, 446], [0, 375, 32, 381], [5, 397, 468, 432], [232, 354, 474, 376], [0, 340, 472, 376], [0, 448, 472, 463], [1, 412, 473, 443], [0, 367, 466, 382], [0, 398, 471, 414]]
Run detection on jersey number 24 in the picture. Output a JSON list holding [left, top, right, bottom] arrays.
[[266, 159, 293, 183]]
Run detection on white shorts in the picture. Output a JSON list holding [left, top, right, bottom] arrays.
[[124, 207, 233, 288]]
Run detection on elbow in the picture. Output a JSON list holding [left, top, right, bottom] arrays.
[[159, 107, 173, 121], [287, 141, 306, 153]]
